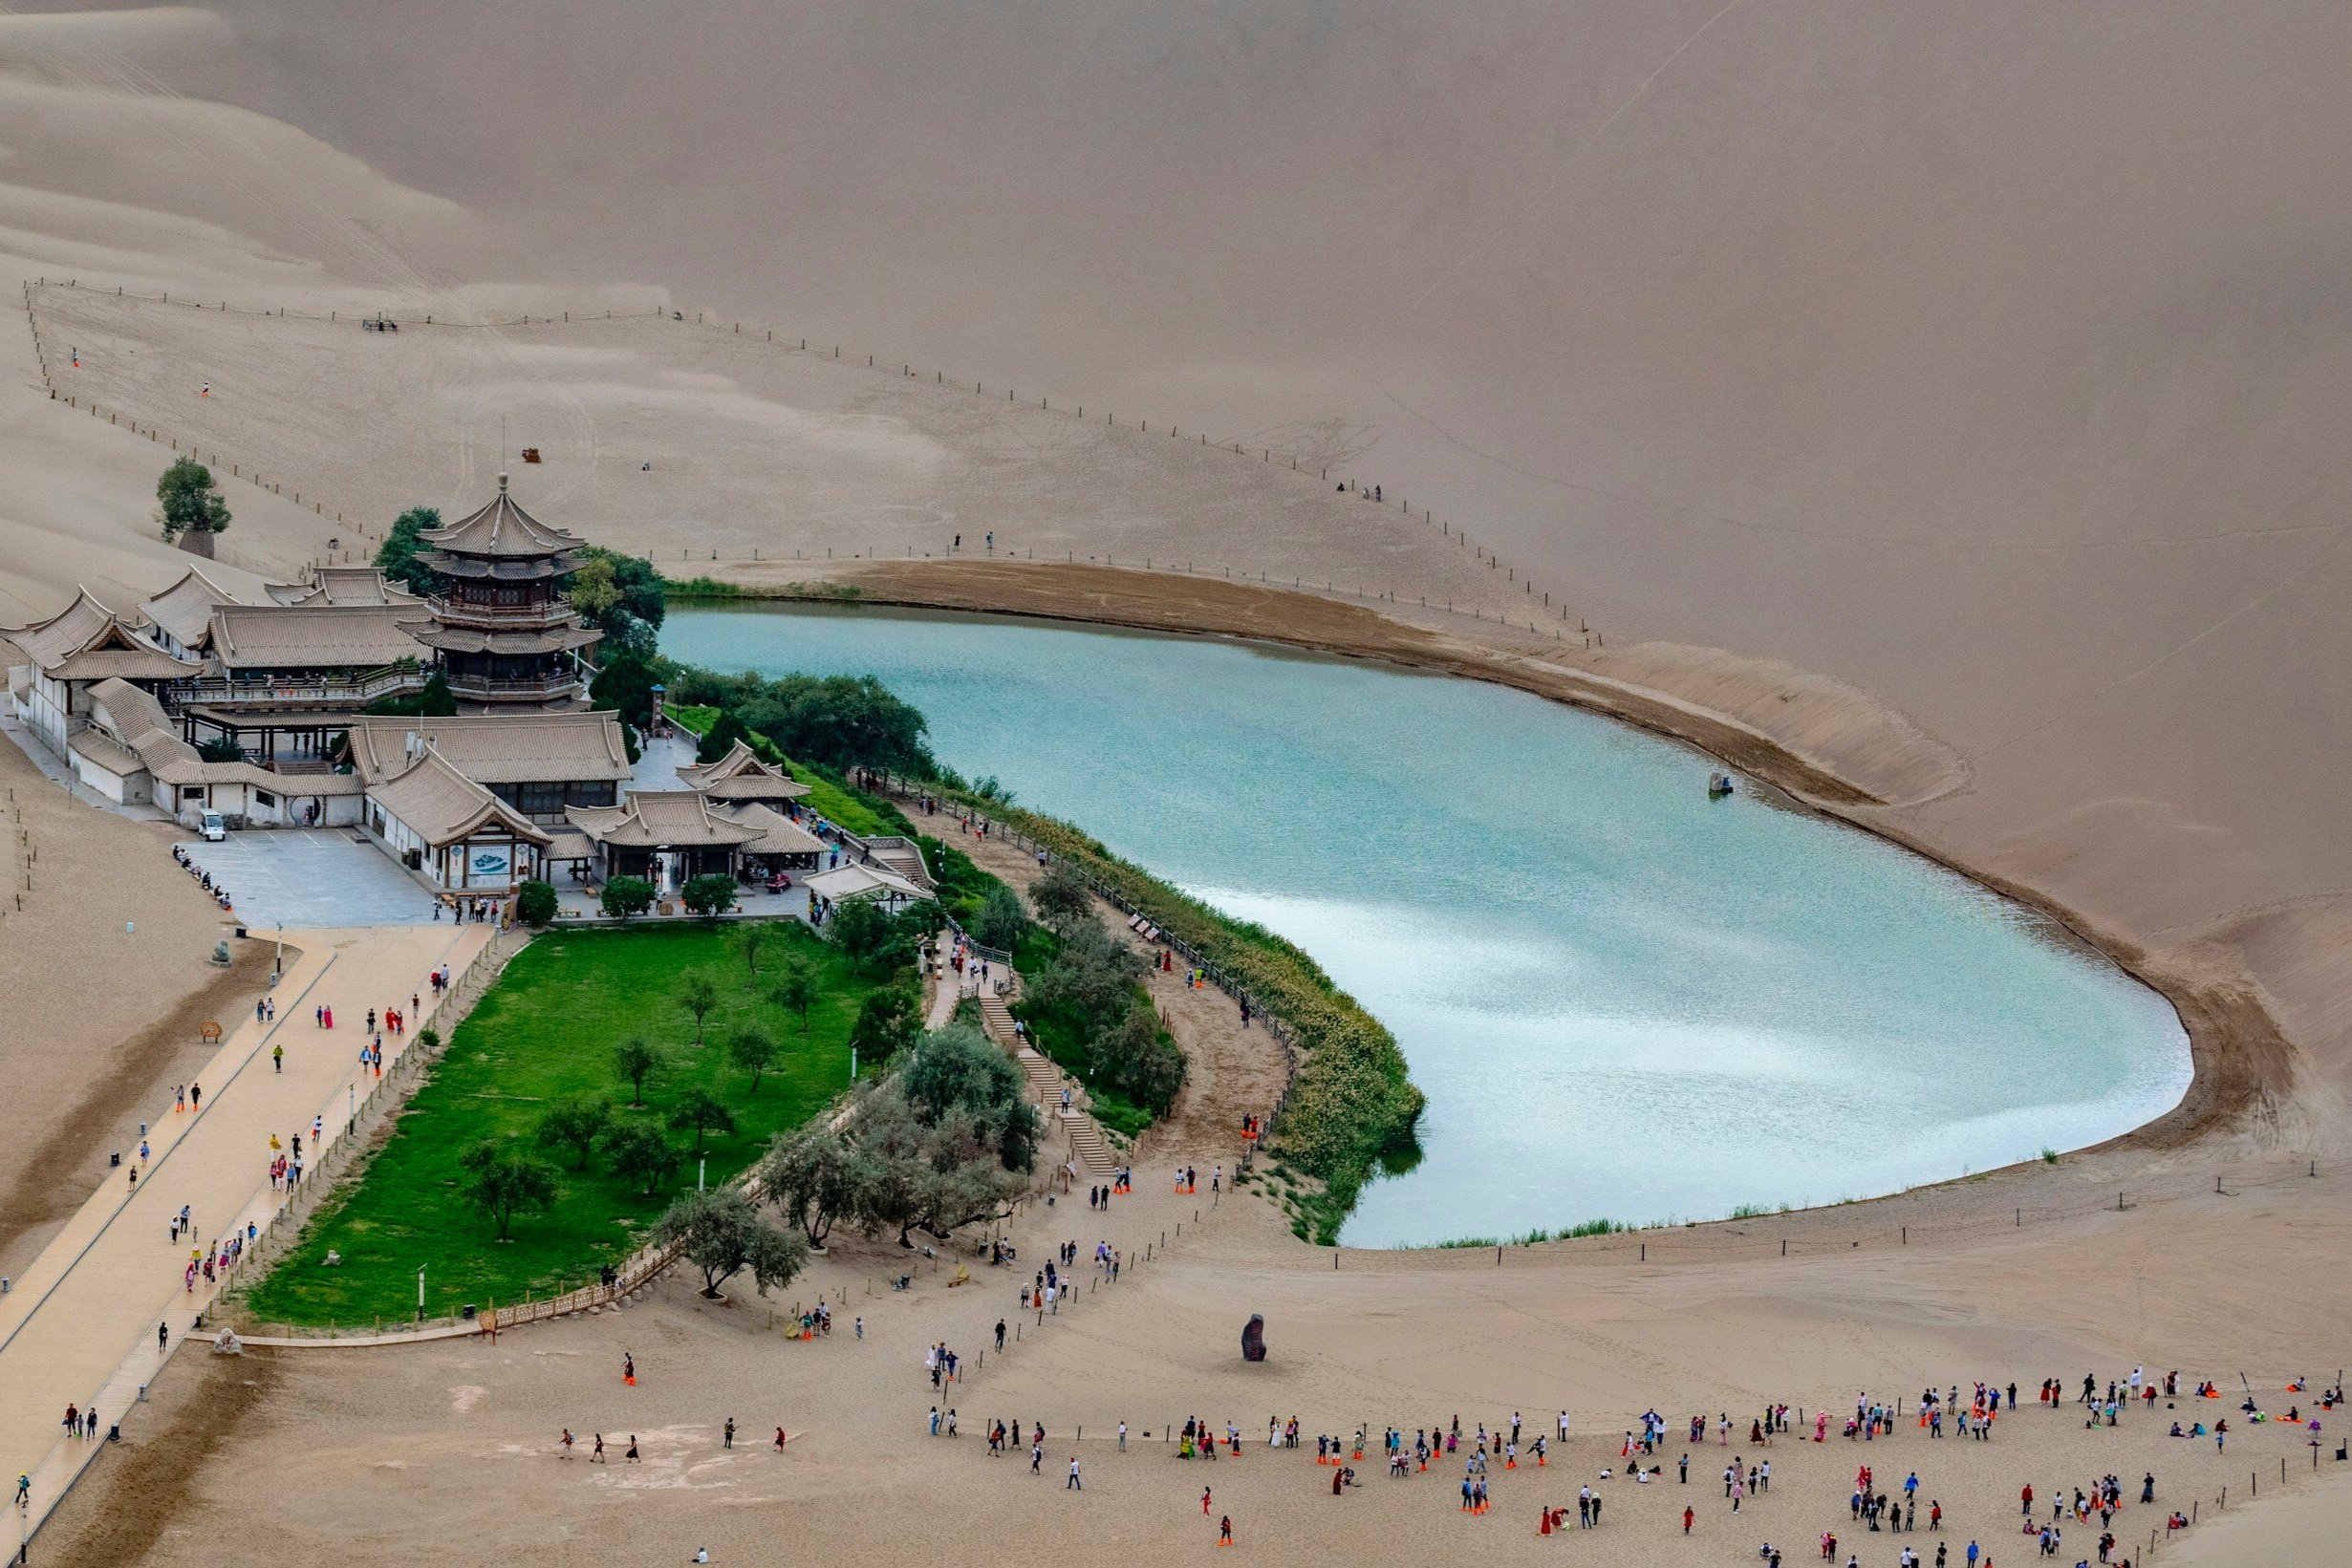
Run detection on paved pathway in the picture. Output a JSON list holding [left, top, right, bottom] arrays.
[[180, 828, 445, 927], [0, 923, 491, 1545]]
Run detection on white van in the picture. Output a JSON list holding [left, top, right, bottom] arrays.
[[198, 809, 227, 842]]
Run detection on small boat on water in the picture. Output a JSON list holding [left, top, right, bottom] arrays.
[[1707, 772, 1736, 799]]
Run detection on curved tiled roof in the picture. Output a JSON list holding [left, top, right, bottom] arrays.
[[141, 566, 243, 648], [565, 790, 763, 849], [369, 745, 551, 848], [675, 739, 812, 802], [209, 604, 434, 670], [346, 711, 631, 786], [420, 474, 581, 559], [3, 588, 198, 678], [712, 802, 827, 857]]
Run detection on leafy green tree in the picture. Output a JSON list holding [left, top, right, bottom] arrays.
[[375, 506, 442, 594], [847, 984, 917, 1068], [516, 880, 559, 926], [600, 875, 658, 920], [830, 897, 925, 974], [972, 884, 1027, 951], [696, 709, 752, 764], [727, 1024, 781, 1091], [681, 873, 738, 917], [735, 920, 773, 977], [534, 1096, 613, 1171], [678, 973, 720, 1043], [156, 457, 230, 540], [459, 1139, 558, 1240], [1029, 858, 1094, 928], [1093, 1006, 1187, 1116], [416, 1026, 442, 1052], [770, 961, 817, 1033], [566, 553, 621, 625], [667, 1088, 738, 1156], [587, 648, 663, 730], [652, 1187, 807, 1298], [575, 546, 666, 629], [613, 1035, 664, 1106], [600, 1120, 680, 1196], [415, 671, 458, 717], [196, 736, 246, 763], [759, 1122, 860, 1247], [903, 1023, 1023, 1125]]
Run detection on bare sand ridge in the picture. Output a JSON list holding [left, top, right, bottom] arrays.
[[0, 4, 2342, 1560]]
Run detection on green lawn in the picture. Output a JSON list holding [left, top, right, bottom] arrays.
[[242, 922, 877, 1326]]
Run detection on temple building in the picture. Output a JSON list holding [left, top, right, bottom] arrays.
[[409, 474, 601, 708]]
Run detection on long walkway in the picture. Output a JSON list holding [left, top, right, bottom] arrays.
[[0, 923, 490, 1542]]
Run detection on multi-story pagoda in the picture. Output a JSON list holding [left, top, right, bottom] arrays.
[[412, 475, 601, 708]]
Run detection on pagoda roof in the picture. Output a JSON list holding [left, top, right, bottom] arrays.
[[675, 739, 812, 802], [420, 475, 583, 560], [565, 790, 764, 849], [409, 624, 603, 657], [1, 588, 201, 679]]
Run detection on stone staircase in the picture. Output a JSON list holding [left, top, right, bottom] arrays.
[[860, 834, 935, 891], [975, 976, 1119, 1176]]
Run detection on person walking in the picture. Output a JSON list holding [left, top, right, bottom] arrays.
[[1219, 1514, 1233, 1547], [1067, 1456, 1082, 1490], [723, 1418, 735, 1450]]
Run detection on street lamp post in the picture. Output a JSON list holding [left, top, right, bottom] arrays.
[[273, 921, 284, 986], [418, 1266, 425, 1322]]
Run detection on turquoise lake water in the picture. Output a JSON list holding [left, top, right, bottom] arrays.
[[668, 604, 2193, 1246]]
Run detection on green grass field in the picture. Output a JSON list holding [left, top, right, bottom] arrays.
[[242, 922, 875, 1326]]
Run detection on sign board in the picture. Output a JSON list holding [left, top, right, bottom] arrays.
[[467, 844, 513, 883]]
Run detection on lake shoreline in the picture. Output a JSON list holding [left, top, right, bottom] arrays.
[[668, 568, 2233, 1235]]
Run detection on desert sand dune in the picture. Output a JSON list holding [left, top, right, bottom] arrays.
[[0, 4, 2346, 1561]]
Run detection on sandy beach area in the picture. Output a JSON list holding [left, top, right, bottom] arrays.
[[0, 5, 2345, 1561]]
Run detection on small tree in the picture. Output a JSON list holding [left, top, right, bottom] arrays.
[[667, 1087, 738, 1156], [770, 960, 817, 1033], [415, 671, 459, 718], [681, 873, 738, 917], [696, 708, 751, 764], [516, 880, 559, 926], [377, 505, 442, 594], [196, 736, 246, 763], [736, 920, 773, 977], [830, 897, 899, 972], [156, 457, 230, 540], [416, 1026, 442, 1052], [972, 883, 1027, 951], [727, 1024, 781, 1091], [760, 1122, 861, 1247], [600, 1121, 680, 1196], [847, 984, 917, 1068], [678, 974, 719, 1044], [1029, 858, 1094, 928], [613, 1035, 663, 1106], [652, 1188, 809, 1299], [535, 1095, 612, 1171], [459, 1139, 558, 1241], [600, 876, 657, 920]]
